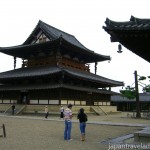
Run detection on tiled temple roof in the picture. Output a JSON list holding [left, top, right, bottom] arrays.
[[0, 65, 123, 87], [0, 83, 118, 95], [0, 20, 110, 62], [24, 20, 89, 50], [111, 93, 150, 102], [103, 16, 150, 30], [103, 16, 150, 63]]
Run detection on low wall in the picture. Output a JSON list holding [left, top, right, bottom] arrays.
[[23, 105, 92, 114], [71, 106, 91, 113], [100, 106, 117, 113], [23, 105, 60, 113], [0, 104, 12, 113]]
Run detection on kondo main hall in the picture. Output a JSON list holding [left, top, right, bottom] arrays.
[[0, 20, 123, 106]]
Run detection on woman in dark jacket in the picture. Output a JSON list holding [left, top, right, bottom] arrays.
[[77, 108, 88, 141]]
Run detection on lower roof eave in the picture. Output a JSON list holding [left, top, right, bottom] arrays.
[[0, 84, 118, 95], [0, 65, 124, 87]]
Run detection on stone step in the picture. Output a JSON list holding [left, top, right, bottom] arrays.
[[134, 127, 150, 142]]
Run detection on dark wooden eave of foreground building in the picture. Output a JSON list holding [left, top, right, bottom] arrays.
[[0, 20, 123, 105], [103, 16, 150, 63]]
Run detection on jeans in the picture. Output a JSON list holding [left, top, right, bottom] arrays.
[[45, 112, 49, 118], [80, 122, 86, 134], [64, 120, 72, 140]]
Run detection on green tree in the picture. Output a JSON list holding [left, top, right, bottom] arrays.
[[120, 86, 136, 99], [141, 76, 150, 92], [120, 72, 150, 118]]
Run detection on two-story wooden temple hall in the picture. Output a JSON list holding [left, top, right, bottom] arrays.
[[0, 20, 123, 107]]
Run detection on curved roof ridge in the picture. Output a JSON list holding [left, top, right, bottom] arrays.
[[67, 35, 90, 50], [39, 20, 90, 50], [105, 18, 134, 27], [23, 20, 41, 45], [40, 20, 76, 38], [61, 37, 93, 52], [39, 20, 58, 39], [130, 15, 150, 24]]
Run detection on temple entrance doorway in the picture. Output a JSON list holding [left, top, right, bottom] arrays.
[[19, 91, 29, 104]]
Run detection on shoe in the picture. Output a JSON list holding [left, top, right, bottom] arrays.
[[81, 134, 85, 141]]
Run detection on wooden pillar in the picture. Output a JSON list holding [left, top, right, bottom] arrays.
[[95, 62, 97, 75], [86, 92, 94, 106], [22, 59, 25, 68], [14, 57, 16, 69], [59, 88, 62, 105]]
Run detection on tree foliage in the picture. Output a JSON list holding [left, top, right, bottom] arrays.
[[120, 75, 150, 99], [143, 84, 150, 93], [120, 86, 136, 99], [138, 76, 146, 81]]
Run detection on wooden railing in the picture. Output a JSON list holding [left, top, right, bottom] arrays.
[[22, 56, 90, 72], [23, 57, 57, 67], [59, 57, 90, 72]]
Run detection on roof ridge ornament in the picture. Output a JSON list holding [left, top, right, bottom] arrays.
[[117, 44, 122, 53], [105, 18, 111, 25]]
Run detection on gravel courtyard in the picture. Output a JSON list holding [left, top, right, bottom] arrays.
[[0, 114, 146, 150]]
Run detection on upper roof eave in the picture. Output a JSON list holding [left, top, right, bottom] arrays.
[[0, 38, 60, 58], [61, 37, 110, 62], [0, 36, 110, 62], [0, 20, 110, 62]]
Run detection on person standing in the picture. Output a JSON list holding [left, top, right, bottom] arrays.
[[64, 104, 73, 140], [60, 105, 64, 120], [44, 106, 49, 119], [77, 108, 88, 141], [12, 104, 15, 115]]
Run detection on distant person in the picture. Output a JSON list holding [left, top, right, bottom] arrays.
[[44, 106, 49, 119], [23, 96, 26, 104], [12, 104, 15, 115], [77, 108, 88, 141], [64, 104, 73, 140], [60, 105, 64, 119]]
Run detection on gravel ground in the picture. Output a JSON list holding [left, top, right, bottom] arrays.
[[0, 113, 149, 150], [87, 112, 150, 125]]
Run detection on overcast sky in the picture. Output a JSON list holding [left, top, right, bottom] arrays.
[[0, 0, 149, 92]]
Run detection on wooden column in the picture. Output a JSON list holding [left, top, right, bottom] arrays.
[[14, 57, 16, 69], [95, 62, 97, 75], [59, 88, 62, 105], [86, 92, 93, 106]]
